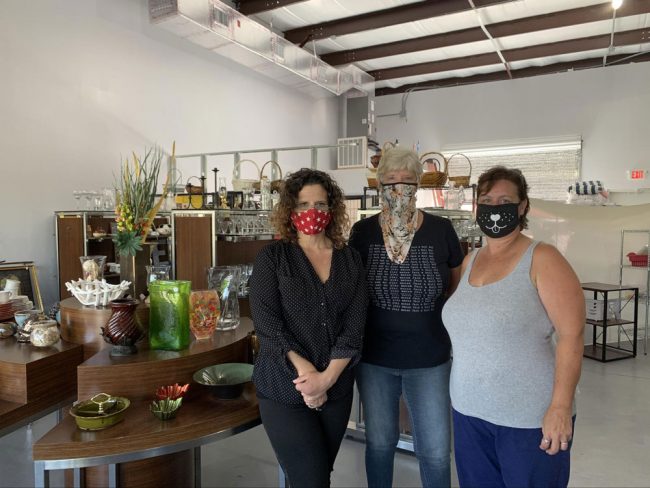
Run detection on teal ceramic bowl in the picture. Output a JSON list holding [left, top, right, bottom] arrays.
[[193, 363, 254, 399]]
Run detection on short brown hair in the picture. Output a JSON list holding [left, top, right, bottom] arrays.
[[477, 166, 530, 229], [271, 168, 349, 249]]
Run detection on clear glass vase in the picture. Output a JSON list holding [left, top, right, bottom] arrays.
[[148, 280, 191, 350], [79, 256, 107, 281], [207, 266, 240, 331]]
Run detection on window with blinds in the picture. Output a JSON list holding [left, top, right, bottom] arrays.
[[443, 139, 582, 201]]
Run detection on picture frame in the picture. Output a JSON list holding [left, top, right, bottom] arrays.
[[0, 261, 44, 312]]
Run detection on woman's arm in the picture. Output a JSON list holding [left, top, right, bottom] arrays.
[[532, 243, 585, 455], [447, 265, 461, 296], [249, 246, 312, 374]]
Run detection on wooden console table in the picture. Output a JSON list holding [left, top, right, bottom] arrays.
[[0, 338, 83, 437], [33, 318, 260, 487]]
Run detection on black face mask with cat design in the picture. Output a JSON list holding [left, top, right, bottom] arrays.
[[476, 203, 520, 238]]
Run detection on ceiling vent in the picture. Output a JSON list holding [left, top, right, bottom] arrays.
[[149, 0, 375, 99]]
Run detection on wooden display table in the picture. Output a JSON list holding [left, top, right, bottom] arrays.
[[0, 338, 83, 437], [59, 297, 149, 360], [33, 318, 258, 487]]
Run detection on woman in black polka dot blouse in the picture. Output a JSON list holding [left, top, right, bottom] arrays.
[[249, 168, 368, 487]]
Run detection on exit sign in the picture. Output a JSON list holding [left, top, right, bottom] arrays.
[[628, 169, 646, 180]]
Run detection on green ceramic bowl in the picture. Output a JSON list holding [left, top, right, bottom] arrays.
[[69, 396, 130, 431], [193, 363, 254, 399]]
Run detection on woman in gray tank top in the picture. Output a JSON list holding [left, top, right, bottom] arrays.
[[442, 166, 585, 488]]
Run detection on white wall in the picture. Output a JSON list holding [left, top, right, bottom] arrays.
[[0, 0, 339, 308], [375, 62, 650, 191]]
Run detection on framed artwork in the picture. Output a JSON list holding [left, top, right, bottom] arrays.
[[0, 261, 44, 311]]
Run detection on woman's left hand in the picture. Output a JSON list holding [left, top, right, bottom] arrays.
[[539, 405, 573, 455], [293, 371, 332, 397]]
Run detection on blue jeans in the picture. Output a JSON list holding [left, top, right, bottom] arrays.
[[453, 409, 574, 488], [356, 360, 451, 488]]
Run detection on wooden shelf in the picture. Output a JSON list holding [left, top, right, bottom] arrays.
[[586, 318, 635, 327], [0, 338, 84, 436]]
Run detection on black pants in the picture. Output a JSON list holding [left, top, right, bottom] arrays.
[[258, 391, 353, 488]]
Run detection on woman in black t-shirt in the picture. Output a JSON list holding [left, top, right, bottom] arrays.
[[250, 168, 367, 488], [349, 148, 463, 488]]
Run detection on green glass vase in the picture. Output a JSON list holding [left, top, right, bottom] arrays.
[[149, 280, 191, 351]]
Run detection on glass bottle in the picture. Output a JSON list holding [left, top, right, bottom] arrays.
[[260, 176, 271, 210], [149, 280, 191, 350]]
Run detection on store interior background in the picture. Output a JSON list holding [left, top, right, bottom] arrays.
[[2, 0, 650, 309], [1, 1, 650, 487]]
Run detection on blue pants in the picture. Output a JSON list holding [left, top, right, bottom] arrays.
[[356, 361, 451, 488], [453, 409, 574, 488]]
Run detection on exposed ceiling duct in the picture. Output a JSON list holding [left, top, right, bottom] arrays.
[[148, 0, 374, 99]]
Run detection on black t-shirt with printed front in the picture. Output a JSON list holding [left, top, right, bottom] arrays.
[[349, 212, 464, 369]]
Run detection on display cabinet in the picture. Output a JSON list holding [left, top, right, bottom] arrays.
[[171, 209, 275, 316], [356, 207, 482, 253], [55, 211, 171, 300]]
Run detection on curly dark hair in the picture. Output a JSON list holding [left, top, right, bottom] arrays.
[[272, 168, 349, 249], [477, 166, 530, 230]]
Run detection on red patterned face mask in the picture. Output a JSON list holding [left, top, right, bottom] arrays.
[[290, 208, 331, 235]]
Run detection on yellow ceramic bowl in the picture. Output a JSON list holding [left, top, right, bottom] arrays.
[[69, 396, 130, 431]]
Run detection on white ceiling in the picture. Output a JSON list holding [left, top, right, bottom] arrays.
[[249, 0, 650, 93]]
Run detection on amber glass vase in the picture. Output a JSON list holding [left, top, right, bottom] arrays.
[[189, 290, 220, 340]]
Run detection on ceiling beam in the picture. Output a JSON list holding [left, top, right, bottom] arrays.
[[236, 0, 307, 16], [368, 27, 650, 81], [283, 0, 517, 44], [375, 51, 650, 96], [321, 1, 650, 66]]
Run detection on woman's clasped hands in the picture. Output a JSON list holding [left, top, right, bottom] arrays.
[[293, 369, 333, 411]]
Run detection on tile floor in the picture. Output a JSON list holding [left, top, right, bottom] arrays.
[[2, 350, 649, 487]]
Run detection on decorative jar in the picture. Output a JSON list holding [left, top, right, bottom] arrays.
[[189, 290, 220, 340], [29, 319, 60, 347], [101, 298, 144, 356], [149, 280, 191, 351]]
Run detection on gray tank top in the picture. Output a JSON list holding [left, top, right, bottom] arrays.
[[442, 241, 568, 428]]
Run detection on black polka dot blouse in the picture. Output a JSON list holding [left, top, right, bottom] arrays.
[[249, 240, 368, 405]]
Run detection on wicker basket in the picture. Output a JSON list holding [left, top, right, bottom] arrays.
[[447, 153, 472, 187], [419, 152, 448, 187], [627, 252, 649, 267], [257, 160, 284, 193], [232, 159, 261, 191], [185, 176, 204, 195]]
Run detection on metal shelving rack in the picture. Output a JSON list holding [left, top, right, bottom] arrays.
[[618, 229, 649, 355]]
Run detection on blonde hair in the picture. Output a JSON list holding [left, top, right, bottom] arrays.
[[377, 148, 423, 185]]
